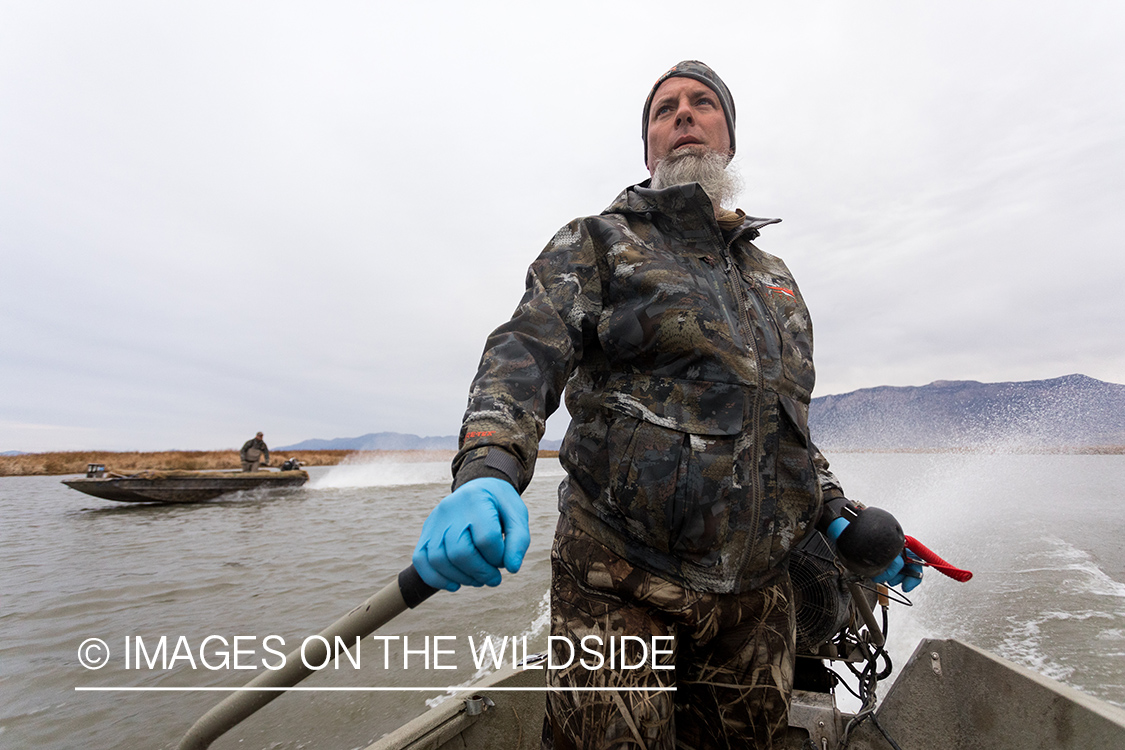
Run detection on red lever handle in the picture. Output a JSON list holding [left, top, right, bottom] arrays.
[[904, 535, 973, 582]]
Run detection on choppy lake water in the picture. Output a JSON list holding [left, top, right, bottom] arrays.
[[2, 453, 1123, 749]]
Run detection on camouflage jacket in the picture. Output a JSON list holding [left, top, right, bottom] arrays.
[[240, 438, 269, 463], [453, 181, 845, 593]]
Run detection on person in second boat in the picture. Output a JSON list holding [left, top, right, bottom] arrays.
[[239, 432, 269, 472]]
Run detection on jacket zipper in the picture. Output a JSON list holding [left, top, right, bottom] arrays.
[[721, 248, 764, 586], [743, 276, 785, 364]]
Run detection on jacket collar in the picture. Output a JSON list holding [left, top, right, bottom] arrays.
[[604, 180, 781, 241]]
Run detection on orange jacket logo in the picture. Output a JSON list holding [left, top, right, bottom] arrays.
[[465, 431, 495, 439]]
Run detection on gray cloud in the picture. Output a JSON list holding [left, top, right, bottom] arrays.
[[2, 1, 1122, 450]]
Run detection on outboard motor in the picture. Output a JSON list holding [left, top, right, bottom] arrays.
[[280, 457, 302, 472], [787, 505, 972, 747], [833, 506, 905, 578]]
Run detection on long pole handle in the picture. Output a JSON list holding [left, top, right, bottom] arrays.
[[904, 535, 973, 582], [177, 566, 438, 750]]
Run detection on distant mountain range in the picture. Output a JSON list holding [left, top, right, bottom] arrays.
[[808, 374, 1125, 450], [277, 432, 461, 451], [278, 431, 567, 452], [278, 374, 1124, 453]]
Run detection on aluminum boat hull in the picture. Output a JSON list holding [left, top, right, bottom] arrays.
[[366, 638, 1125, 750], [63, 470, 309, 503]]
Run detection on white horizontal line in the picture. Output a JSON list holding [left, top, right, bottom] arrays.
[[74, 686, 676, 693]]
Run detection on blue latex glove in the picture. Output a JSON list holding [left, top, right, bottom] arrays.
[[826, 517, 850, 545], [412, 477, 530, 593], [826, 517, 923, 593], [873, 550, 924, 593]]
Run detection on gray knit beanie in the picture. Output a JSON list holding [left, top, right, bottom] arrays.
[[642, 60, 736, 164]]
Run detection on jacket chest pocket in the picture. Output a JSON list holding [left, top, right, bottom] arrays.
[[601, 376, 746, 567], [602, 248, 736, 367], [739, 271, 815, 397]]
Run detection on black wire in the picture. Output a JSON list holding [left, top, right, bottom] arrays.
[[876, 649, 894, 682], [829, 598, 910, 750], [839, 601, 904, 750], [833, 602, 886, 749], [872, 607, 894, 681], [843, 710, 904, 750], [824, 667, 864, 701], [852, 579, 914, 607], [870, 713, 905, 750]]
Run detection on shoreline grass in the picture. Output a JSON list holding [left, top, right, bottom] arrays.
[[0, 449, 564, 477], [0, 449, 347, 477], [2, 445, 1116, 477]]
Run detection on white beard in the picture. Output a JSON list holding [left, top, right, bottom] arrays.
[[650, 146, 743, 208]]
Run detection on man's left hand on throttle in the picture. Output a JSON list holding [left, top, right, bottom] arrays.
[[826, 517, 924, 592], [869, 548, 924, 592]]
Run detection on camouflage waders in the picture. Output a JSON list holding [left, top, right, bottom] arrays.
[[240, 438, 269, 472], [543, 518, 796, 750]]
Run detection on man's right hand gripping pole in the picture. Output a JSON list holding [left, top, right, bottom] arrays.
[[412, 478, 530, 592]]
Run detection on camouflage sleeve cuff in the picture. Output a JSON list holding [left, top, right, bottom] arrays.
[[451, 448, 525, 492], [815, 496, 864, 533], [821, 486, 846, 503]]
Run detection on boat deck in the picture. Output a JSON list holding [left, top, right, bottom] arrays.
[[366, 639, 1125, 750]]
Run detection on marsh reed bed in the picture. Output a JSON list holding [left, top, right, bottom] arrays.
[[0, 449, 463, 476]]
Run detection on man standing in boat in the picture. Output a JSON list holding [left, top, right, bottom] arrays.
[[240, 432, 269, 472], [414, 61, 920, 749]]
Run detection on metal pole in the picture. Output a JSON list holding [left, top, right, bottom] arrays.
[[178, 566, 437, 750], [847, 581, 886, 648]]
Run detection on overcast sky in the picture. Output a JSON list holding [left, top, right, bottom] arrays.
[[2, 1, 1122, 452]]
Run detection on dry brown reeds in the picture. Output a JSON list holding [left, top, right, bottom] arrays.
[[0, 450, 345, 477], [0, 448, 561, 477]]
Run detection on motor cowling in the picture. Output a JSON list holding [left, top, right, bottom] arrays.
[[835, 506, 905, 578]]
